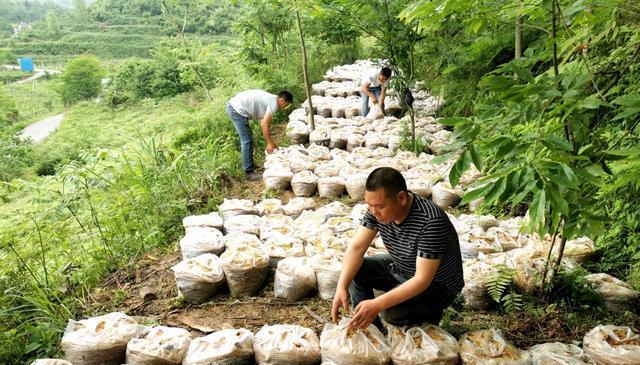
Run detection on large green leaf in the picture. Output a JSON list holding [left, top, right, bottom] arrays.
[[469, 143, 484, 171], [529, 188, 547, 228], [449, 150, 471, 187]]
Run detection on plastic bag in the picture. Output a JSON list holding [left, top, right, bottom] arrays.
[[183, 328, 254, 365], [257, 198, 284, 216], [315, 160, 344, 178], [316, 201, 351, 219], [310, 128, 331, 147], [366, 104, 384, 120], [583, 325, 640, 365], [351, 203, 369, 224], [172, 253, 226, 303], [345, 173, 368, 200], [406, 179, 432, 198], [221, 246, 269, 297], [294, 210, 329, 242], [388, 324, 459, 365], [125, 326, 191, 365], [263, 235, 305, 265], [274, 257, 317, 300], [307, 144, 331, 161], [219, 198, 258, 219], [254, 324, 321, 364], [347, 134, 365, 152], [529, 342, 596, 365], [30, 360, 72, 365], [223, 214, 262, 236], [365, 132, 388, 149], [283, 197, 317, 218], [61, 312, 142, 365], [264, 165, 294, 191], [458, 328, 531, 365], [182, 212, 223, 233], [560, 236, 596, 263], [291, 170, 319, 197], [222, 231, 261, 250], [179, 227, 224, 259], [431, 182, 462, 208], [325, 216, 356, 235], [259, 214, 294, 241], [320, 318, 390, 365], [330, 129, 348, 150], [306, 234, 348, 257], [312, 256, 343, 300], [585, 273, 639, 312]]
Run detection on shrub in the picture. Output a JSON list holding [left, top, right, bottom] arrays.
[[0, 91, 19, 128], [57, 55, 105, 105]]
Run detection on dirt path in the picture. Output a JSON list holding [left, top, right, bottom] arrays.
[[2, 64, 61, 84], [19, 113, 65, 143]]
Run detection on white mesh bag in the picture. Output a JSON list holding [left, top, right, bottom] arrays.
[[179, 227, 224, 258], [458, 328, 531, 365], [222, 231, 261, 250], [274, 257, 317, 301], [221, 246, 269, 297], [529, 342, 596, 365], [125, 326, 191, 365], [263, 165, 294, 191], [291, 170, 319, 197], [183, 328, 254, 365], [254, 324, 321, 364], [256, 198, 284, 216], [318, 177, 346, 198], [61, 312, 142, 365], [218, 198, 258, 219], [312, 256, 343, 300], [345, 173, 368, 200], [223, 214, 262, 236], [584, 273, 639, 312], [182, 212, 223, 233], [30, 360, 72, 365], [172, 253, 225, 303], [282, 197, 317, 218], [320, 318, 390, 365], [388, 324, 459, 365], [583, 325, 640, 365]]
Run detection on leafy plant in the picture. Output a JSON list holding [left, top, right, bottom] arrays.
[[57, 55, 105, 105]]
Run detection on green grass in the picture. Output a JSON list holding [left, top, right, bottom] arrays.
[[1, 77, 64, 128]]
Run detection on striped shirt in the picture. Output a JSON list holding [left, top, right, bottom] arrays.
[[362, 193, 464, 295]]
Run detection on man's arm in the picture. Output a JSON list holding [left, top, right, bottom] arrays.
[[331, 226, 377, 323], [361, 82, 377, 104], [350, 257, 439, 329], [260, 112, 278, 153], [380, 84, 387, 110]]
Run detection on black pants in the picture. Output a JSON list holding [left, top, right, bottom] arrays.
[[349, 254, 456, 328]]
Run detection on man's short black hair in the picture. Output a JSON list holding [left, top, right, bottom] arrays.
[[380, 67, 392, 79], [278, 91, 293, 103], [366, 167, 407, 198]]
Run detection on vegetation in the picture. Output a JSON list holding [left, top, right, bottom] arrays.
[[57, 55, 104, 105], [0, 0, 638, 363]]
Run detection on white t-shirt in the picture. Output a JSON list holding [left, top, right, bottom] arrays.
[[361, 70, 388, 88], [229, 89, 279, 121]]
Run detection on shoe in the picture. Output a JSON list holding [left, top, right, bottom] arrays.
[[244, 171, 261, 181]]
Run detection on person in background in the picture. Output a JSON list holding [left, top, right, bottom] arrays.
[[360, 67, 392, 117], [226, 89, 293, 180], [331, 167, 464, 331]]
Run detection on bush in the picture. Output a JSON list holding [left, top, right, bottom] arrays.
[[0, 91, 19, 128], [58, 55, 105, 105], [0, 48, 17, 64]]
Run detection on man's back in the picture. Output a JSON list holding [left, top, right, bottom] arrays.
[[229, 89, 278, 121]]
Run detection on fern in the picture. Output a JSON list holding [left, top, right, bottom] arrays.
[[486, 265, 516, 302]]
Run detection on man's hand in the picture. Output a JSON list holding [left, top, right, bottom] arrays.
[[331, 287, 350, 323], [266, 142, 279, 154], [350, 299, 382, 330]]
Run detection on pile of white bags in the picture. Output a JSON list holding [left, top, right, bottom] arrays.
[[218, 198, 258, 218], [171, 253, 226, 303], [125, 326, 191, 365], [312, 256, 343, 300], [182, 212, 223, 233], [253, 324, 321, 364], [529, 342, 596, 365], [582, 325, 640, 365], [388, 324, 459, 365], [263, 235, 305, 265], [179, 227, 224, 258], [222, 231, 261, 249], [61, 312, 142, 365], [223, 214, 262, 236], [282, 197, 317, 218], [458, 328, 531, 365], [221, 246, 269, 297], [274, 257, 317, 301], [183, 328, 254, 365], [320, 318, 390, 365], [585, 273, 639, 312], [263, 165, 294, 191]]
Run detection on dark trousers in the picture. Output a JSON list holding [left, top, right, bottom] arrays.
[[349, 254, 456, 329]]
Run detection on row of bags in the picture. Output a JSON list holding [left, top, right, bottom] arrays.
[[37, 311, 640, 365], [173, 252, 341, 302]]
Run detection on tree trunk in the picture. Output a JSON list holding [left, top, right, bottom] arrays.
[[295, 10, 315, 131]]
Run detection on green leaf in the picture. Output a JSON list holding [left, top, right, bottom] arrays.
[[542, 136, 573, 152], [449, 150, 471, 187], [612, 93, 640, 107], [580, 96, 607, 109], [461, 183, 492, 205], [546, 183, 569, 216], [469, 143, 484, 171], [560, 164, 579, 187], [484, 177, 508, 205], [438, 117, 467, 126], [529, 189, 547, 227]]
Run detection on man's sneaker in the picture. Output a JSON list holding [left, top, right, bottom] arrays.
[[245, 171, 261, 181]]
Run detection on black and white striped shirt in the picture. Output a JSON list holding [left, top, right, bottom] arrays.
[[362, 193, 464, 295]]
